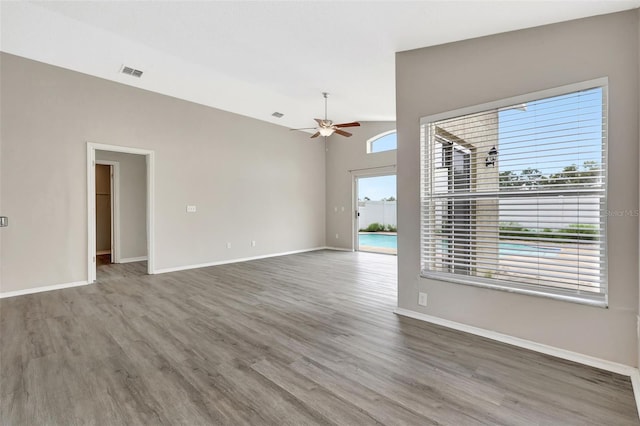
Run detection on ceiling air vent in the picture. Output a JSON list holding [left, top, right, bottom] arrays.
[[271, 112, 284, 118], [120, 65, 143, 78]]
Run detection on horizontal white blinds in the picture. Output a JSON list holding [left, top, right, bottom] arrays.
[[420, 86, 607, 300]]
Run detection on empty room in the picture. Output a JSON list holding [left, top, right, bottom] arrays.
[[1, 1, 639, 424]]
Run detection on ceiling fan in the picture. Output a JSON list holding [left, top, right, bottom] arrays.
[[291, 92, 360, 138]]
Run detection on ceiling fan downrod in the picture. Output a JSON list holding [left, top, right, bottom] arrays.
[[323, 92, 329, 122]]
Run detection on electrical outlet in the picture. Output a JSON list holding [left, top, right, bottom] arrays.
[[335, 233, 339, 239], [637, 316, 640, 339], [186, 205, 196, 213], [251, 240, 256, 247], [226, 242, 232, 249], [418, 292, 428, 306]]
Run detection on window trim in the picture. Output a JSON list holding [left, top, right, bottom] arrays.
[[419, 78, 609, 308], [366, 130, 397, 153]]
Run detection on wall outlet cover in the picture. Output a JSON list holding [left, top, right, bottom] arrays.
[[418, 292, 428, 306]]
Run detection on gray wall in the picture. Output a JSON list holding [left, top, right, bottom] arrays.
[[396, 10, 639, 365], [96, 150, 147, 261], [325, 122, 396, 249], [0, 53, 325, 293]]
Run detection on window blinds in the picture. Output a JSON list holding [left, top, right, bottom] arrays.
[[420, 85, 607, 303]]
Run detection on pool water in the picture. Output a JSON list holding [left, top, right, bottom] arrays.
[[358, 234, 561, 257], [499, 243, 561, 257], [359, 233, 397, 248]]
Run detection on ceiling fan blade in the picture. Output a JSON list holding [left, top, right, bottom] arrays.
[[334, 129, 352, 137], [289, 127, 317, 131], [310, 132, 321, 138], [335, 122, 361, 128]]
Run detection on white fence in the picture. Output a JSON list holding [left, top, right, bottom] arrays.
[[358, 200, 397, 229], [358, 196, 598, 232], [499, 196, 600, 229]]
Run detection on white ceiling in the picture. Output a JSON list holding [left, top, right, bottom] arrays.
[[2, 1, 639, 131]]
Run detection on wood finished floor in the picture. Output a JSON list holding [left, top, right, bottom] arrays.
[[1, 250, 637, 425]]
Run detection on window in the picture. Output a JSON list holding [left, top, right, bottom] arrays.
[[420, 80, 607, 306], [367, 130, 397, 153]]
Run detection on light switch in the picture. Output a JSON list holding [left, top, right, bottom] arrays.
[[186, 205, 197, 213]]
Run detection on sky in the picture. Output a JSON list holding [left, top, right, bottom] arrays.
[[497, 87, 603, 175], [357, 88, 602, 201], [371, 132, 397, 153], [358, 175, 396, 200]]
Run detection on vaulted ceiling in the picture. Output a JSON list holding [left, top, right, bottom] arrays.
[[2, 1, 638, 131]]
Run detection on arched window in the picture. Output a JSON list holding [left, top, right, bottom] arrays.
[[367, 130, 397, 153]]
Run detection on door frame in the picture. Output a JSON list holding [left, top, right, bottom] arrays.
[[95, 160, 120, 263], [87, 142, 155, 283], [351, 167, 396, 252]]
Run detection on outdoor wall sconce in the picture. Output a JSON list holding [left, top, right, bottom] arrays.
[[485, 146, 498, 167]]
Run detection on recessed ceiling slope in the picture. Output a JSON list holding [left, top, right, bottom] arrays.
[[1, 1, 638, 131]]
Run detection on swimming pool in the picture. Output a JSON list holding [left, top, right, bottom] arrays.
[[358, 234, 561, 257], [359, 233, 397, 248], [499, 243, 561, 257]]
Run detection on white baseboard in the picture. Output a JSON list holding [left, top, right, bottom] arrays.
[[396, 308, 640, 419], [118, 256, 148, 263], [154, 247, 327, 274], [0, 280, 90, 299], [630, 369, 640, 420], [0, 248, 329, 297], [394, 308, 636, 377], [323, 246, 354, 252]]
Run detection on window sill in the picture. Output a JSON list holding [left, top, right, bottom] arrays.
[[420, 271, 608, 308]]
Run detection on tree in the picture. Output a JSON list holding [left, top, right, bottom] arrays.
[[520, 168, 543, 188], [383, 196, 396, 201], [499, 162, 601, 189], [544, 162, 601, 186], [499, 168, 543, 188], [499, 171, 520, 187]]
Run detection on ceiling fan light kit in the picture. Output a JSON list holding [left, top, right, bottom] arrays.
[[318, 127, 335, 137], [290, 92, 361, 138]]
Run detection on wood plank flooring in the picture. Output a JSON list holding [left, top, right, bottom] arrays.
[[1, 250, 638, 425]]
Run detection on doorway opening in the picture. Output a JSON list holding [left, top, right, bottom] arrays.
[[95, 161, 118, 266], [87, 143, 155, 283], [354, 174, 397, 255]]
